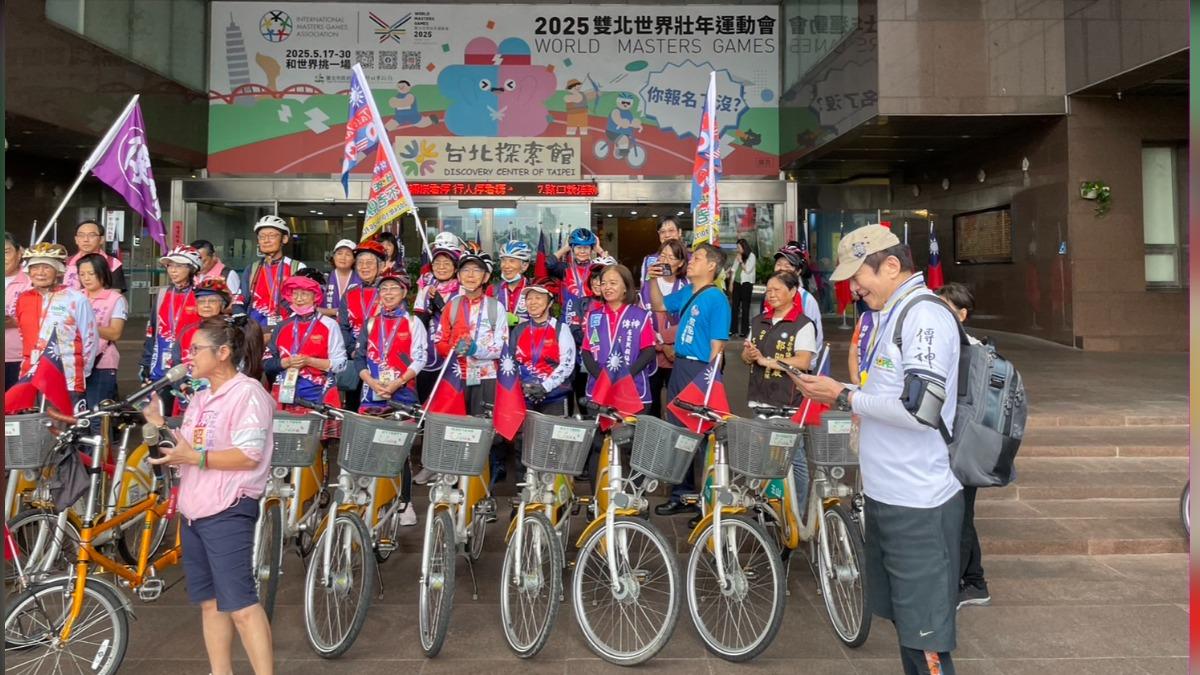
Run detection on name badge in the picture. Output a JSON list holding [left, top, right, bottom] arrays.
[[279, 367, 299, 404]]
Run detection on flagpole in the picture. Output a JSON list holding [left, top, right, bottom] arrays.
[[706, 72, 717, 248], [695, 351, 723, 433], [418, 355, 454, 425], [35, 95, 140, 246], [793, 347, 831, 430], [352, 64, 433, 263]]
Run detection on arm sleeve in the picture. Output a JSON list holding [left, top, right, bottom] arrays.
[[545, 256, 567, 278], [435, 304, 455, 358], [111, 266, 128, 293], [76, 297, 98, 378], [850, 301, 959, 431], [229, 389, 271, 462], [139, 294, 158, 372], [542, 323, 575, 391], [225, 269, 242, 298], [792, 322, 817, 355], [407, 317, 428, 374], [661, 286, 690, 315], [636, 312, 656, 350], [353, 321, 371, 378], [582, 350, 600, 378], [111, 295, 129, 321], [709, 293, 731, 341], [262, 325, 284, 381], [630, 346, 656, 376], [324, 317, 347, 373]]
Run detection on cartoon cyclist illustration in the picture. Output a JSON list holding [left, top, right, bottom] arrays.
[[595, 92, 645, 167]]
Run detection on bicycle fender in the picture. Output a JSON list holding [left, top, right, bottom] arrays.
[[685, 507, 748, 546], [504, 504, 549, 544], [39, 574, 137, 620], [574, 510, 638, 549]]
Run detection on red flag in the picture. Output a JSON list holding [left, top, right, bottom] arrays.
[[425, 357, 467, 415], [790, 399, 829, 427], [927, 227, 944, 291], [667, 359, 730, 434], [5, 328, 74, 414], [534, 231, 549, 280], [590, 354, 644, 430], [493, 345, 527, 441], [835, 280, 854, 315]]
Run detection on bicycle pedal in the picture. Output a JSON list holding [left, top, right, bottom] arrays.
[[376, 538, 398, 554], [136, 578, 165, 602]]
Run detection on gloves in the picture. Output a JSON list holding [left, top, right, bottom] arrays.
[[454, 337, 473, 357], [137, 364, 150, 383], [507, 312, 520, 327], [523, 381, 547, 403], [429, 293, 447, 316]]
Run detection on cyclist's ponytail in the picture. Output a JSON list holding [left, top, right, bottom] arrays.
[[196, 316, 265, 381]]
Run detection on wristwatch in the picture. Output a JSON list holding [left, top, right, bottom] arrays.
[[835, 388, 853, 412]]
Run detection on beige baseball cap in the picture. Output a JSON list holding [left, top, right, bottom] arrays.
[[830, 225, 902, 282]]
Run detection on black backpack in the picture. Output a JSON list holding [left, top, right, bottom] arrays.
[[894, 295, 1027, 488]]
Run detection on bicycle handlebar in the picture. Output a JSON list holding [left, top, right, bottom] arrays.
[[749, 404, 799, 419], [674, 400, 725, 423], [387, 400, 423, 419]]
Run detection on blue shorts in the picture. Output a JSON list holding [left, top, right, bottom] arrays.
[[181, 496, 260, 612]]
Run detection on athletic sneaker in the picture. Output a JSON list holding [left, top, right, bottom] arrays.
[[398, 503, 418, 527], [957, 583, 991, 609], [413, 467, 436, 485]]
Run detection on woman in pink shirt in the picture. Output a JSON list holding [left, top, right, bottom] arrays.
[[5, 233, 33, 389], [77, 253, 128, 409], [143, 317, 274, 675]]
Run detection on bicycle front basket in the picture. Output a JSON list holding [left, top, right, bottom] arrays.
[[4, 413, 56, 470], [725, 417, 804, 479], [337, 411, 418, 478], [270, 412, 323, 468], [521, 411, 595, 477], [422, 413, 494, 477], [806, 412, 857, 466], [630, 415, 703, 484]]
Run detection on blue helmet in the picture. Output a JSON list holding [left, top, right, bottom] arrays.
[[498, 240, 533, 262], [568, 227, 597, 247]]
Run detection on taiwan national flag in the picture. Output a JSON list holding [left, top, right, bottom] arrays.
[[340, 66, 380, 196], [835, 279, 854, 315], [493, 345, 527, 441], [425, 356, 466, 416], [667, 357, 730, 434], [927, 226, 945, 291], [790, 398, 829, 428], [590, 353, 644, 429], [534, 231, 549, 280], [5, 328, 74, 415]]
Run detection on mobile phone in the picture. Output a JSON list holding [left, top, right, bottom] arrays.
[[774, 360, 808, 378], [657, 263, 671, 276]]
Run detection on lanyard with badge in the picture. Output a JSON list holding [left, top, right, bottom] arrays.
[[375, 313, 407, 388], [457, 298, 488, 386], [279, 315, 320, 404], [858, 285, 922, 387], [528, 322, 553, 372], [31, 290, 60, 366], [358, 286, 378, 332], [261, 261, 286, 327]]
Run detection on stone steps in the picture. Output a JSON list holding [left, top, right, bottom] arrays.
[[1020, 425, 1188, 457], [975, 498, 1187, 555], [978, 456, 1187, 501]]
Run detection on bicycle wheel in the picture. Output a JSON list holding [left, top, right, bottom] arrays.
[[572, 516, 680, 666], [418, 509, 456, 657], [255, 500, 284, 622], [467, 498, 490, 562], [817, 503, 870, 648], [303, 512, 375, 658], [4, 578, 129, 674], [500, 512, 562, 658], [1180, 481, 1190, 538], [116, 458, 173, 565], [686, 515, 785, 661], [6, 509, 78, 581]]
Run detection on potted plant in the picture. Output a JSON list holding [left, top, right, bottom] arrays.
[[1079, 180, 1111, 216]]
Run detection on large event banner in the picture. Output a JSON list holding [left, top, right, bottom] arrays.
[[208, 4, 780, 178]]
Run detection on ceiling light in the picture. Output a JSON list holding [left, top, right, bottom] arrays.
[[676, 211, 685, 216], [630, 210, 638, 215], [606, 214, 613, 218], [357, 210, 365, 214], [309, 210, 317, 214], [650, 214, 657, 218], [316, 211, 324, 215]]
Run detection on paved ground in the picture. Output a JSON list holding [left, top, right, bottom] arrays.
[[100, 320, 1189, 673]]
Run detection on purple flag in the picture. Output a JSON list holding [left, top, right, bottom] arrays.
[[90, 103, 165, 249]]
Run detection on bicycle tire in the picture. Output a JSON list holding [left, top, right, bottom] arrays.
[[817, 503, 871, 648], [4, 577, 129, 674], [255, 499, 284, 622], [500, 511, 562, 658], [303, 512, 375, 658], [686, 514, 785, 661], [1181, 481, 1190, 538], [6, 508, 79, 581], [419, 508, 456, 657], [467, 499, 489, 562], [116, 458, 173, 565], [572, 516, 680, 666]]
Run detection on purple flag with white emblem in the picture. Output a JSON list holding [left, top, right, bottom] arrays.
[[89, 102, 165, 250]]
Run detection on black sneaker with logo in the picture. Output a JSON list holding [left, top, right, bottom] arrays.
[[957, 582, 991, 609]]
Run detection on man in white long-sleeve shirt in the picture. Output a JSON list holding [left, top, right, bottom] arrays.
[[794, 225, 963, 675]]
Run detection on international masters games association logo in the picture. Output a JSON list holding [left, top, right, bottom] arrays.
[[260, 10, 292, 42]]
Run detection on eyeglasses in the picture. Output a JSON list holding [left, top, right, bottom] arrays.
[[256, 231, 283, 241], [188, 343, 218, 356], [76, 232, 102, 239]]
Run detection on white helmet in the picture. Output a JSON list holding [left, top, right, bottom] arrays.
[[433, 231, 465, 252], [254, 214, 290, 235]]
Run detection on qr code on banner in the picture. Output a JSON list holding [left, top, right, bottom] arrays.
[[402, 50, 422, 70], [379, 50, 398, 70], [354, 50, 375, 69]]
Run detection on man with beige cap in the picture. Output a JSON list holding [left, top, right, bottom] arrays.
[[794, 225, 964, 675]]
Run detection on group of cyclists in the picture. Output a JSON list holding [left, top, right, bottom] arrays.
[[4, 213, 855, 674]]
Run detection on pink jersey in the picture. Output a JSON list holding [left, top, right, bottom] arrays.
[[5, 270, 33, 362], [86, 289, 127, 370], [176, 373, 274, 520]]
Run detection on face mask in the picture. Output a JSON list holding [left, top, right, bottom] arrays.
[[501, 272, 521, 284], [291, 304, 316, 316]]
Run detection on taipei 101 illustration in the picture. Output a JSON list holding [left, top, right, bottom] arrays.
[[224, 13, 254, 106]]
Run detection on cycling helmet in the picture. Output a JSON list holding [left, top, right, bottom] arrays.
[[194, 278, 233, 306], [498, 240, 533, 262], [592, 255, 617, 268], [521, 279, 557, 301], [254, 214, 290, 235], [774, 245, 803, 270], [433, 232, 465, 252], [456, 252, 491, 277], [377, 270, 411, 290], [354, 240, 388, 261], [296, 267, 327, 286], [568, 227, 598, 248], [22, 242, 68, 273], [159, 245, 202, 270]]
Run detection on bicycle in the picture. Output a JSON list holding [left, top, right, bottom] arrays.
[[1181, 481, 1190, 538], [567, 403, 690, 665], [3, 403, 184, 675], [293, 398, 420, 658], [249, 409, 330, 622], [416, 408, 497, 657]]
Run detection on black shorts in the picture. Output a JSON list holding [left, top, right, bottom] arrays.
[[181, 496, 260, 612], [864, 491, 964, 653]]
